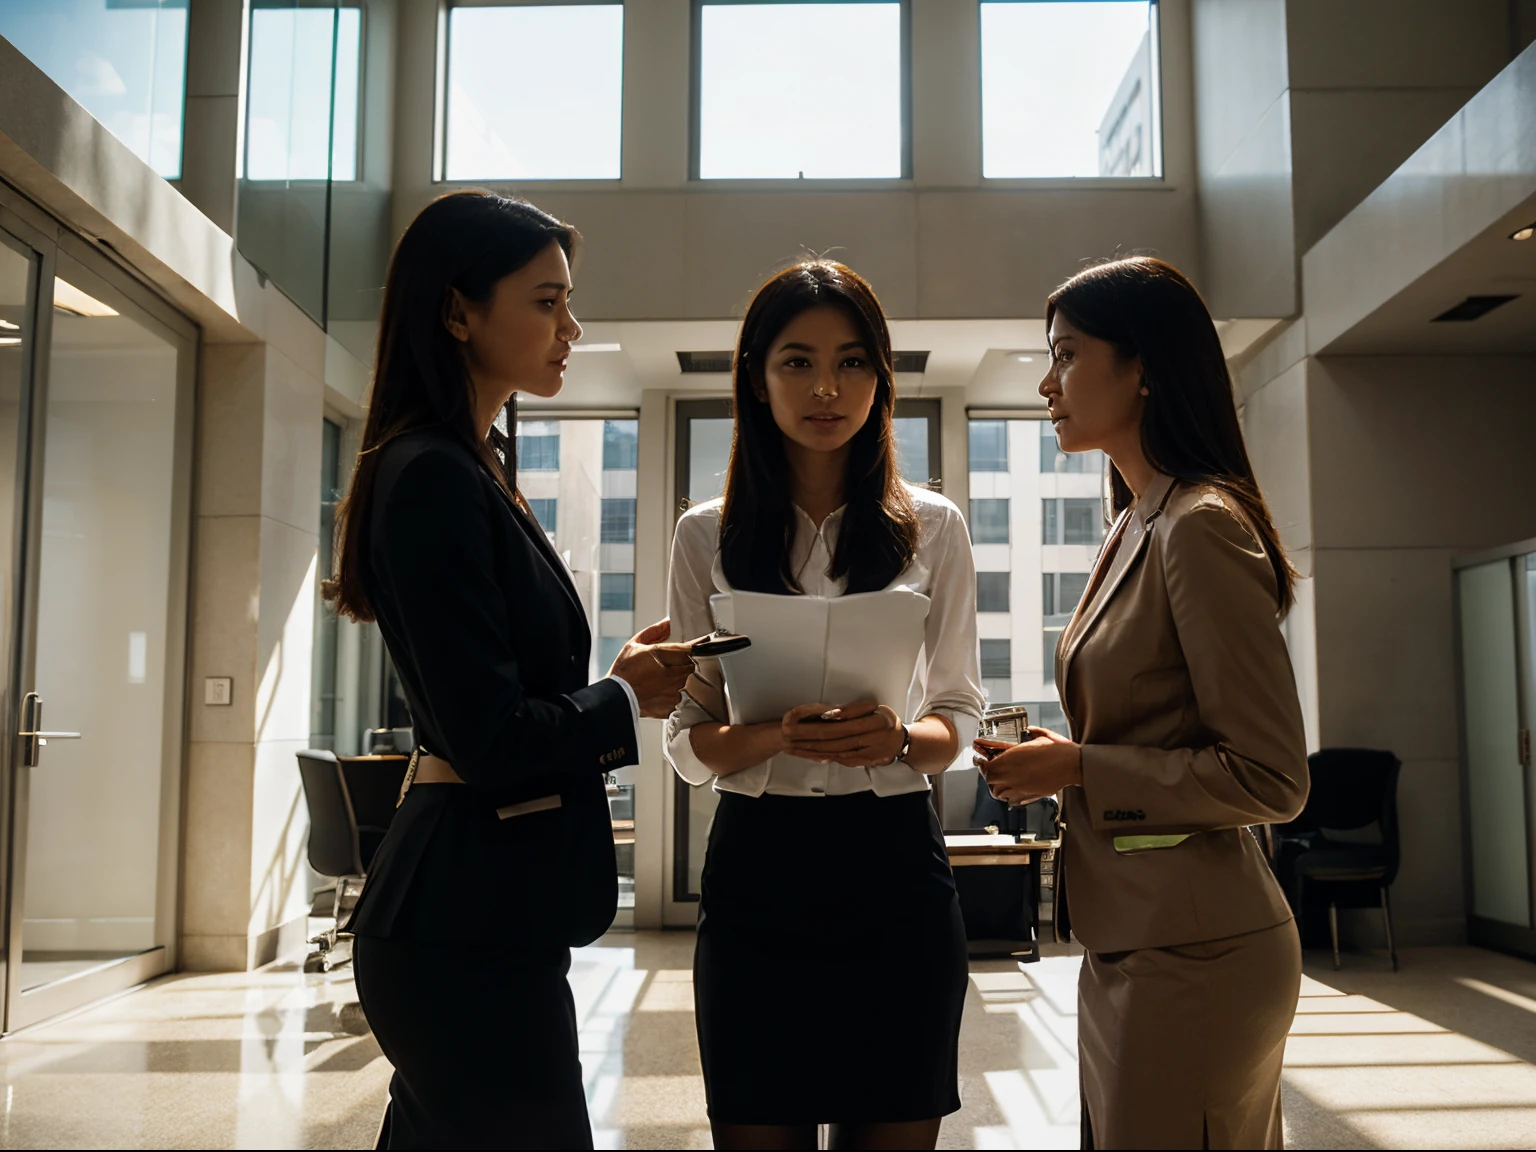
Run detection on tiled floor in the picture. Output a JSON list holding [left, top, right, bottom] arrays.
[[0, 933, 1533, 1148]]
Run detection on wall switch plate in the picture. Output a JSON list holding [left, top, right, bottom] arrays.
[[204, 677, 232, 706]]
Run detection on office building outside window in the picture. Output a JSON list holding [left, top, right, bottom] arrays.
[[526, 498, 558, 537], [517, 416, 639, 914], [980, 0, 1161, 179], [518, 421, 561, 471], [970, 498, 1011, 544], [697, 2, 904, 178], [970, 417, 1105, 731], [444, 4, 623, 180], [977, 572, 1011, 613]]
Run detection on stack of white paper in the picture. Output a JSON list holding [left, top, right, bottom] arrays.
[[708, 589, 931, 726]]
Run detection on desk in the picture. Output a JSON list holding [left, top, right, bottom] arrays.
[[944, 834, 1059, 963]]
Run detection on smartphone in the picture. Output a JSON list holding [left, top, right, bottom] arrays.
[[691, 632, 752, 659]]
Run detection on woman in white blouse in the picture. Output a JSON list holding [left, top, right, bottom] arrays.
[[664, 260, 984, 1151]]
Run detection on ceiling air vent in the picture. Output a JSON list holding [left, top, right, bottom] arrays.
[[893, 350, 930, 373], [1431, 295, 1519, 322], [677, 351, 734, 373]]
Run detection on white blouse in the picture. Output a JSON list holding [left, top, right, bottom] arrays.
[[664, 484, 984, 798]]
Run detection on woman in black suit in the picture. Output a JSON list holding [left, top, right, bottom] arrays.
[[328, 192, 695, 1149]]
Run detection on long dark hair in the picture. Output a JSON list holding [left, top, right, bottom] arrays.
[[327, 192, 578, 622], [1046, 256, 1297, 612], [719, 261, 919, 594]]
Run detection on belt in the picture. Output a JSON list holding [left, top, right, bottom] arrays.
[[414, 753, 463, 785], [396, 749, 563, 821]]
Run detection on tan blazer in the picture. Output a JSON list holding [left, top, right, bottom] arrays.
[[1056, 473, 1308, 953]]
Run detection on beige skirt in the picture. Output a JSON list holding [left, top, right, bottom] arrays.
[[1078, 918, 1301, 1149]]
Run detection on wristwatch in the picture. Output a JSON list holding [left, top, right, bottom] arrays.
[[895, 722, 912, 764]]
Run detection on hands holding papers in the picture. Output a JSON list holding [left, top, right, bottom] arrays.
[[780, 701, 907, 768]]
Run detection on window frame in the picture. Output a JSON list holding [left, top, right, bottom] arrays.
[[436, 0, 626, 184], [244, 0, 367, 187], [977, 0, 1165, 187], [689, 0, 913, 183]]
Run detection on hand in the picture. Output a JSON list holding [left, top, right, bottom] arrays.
[[780, 701, 906, 768], [973, 727, 1082, 807], [609, 618, 702, 719]]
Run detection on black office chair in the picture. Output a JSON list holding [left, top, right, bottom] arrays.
[[297, 750, 394, 972], [1274, 748, 1402, 971]]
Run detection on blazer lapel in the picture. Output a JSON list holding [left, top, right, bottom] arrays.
[[1059, 473, 1178, 696]]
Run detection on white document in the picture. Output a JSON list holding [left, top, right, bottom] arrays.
[[709, 589, 931, 726]]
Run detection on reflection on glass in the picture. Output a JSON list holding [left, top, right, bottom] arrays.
[[698, 2, 901, 179], [518, 417, 638, 912], [24, 271, 183, 989], [981, 0, 1161, 179], [246, 5, 361, 181], [0, 0, 188, 178], [893, 416, 929, 484], [687, 418, 733, 506], [0, 244, 32, 871], [446, 5, 623, 180]]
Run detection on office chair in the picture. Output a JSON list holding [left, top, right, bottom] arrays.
[[1275, 748, 1402, 971], [297, 749, 393, 973]]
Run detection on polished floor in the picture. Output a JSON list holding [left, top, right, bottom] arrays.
[[0, 933, 1532, 1148]]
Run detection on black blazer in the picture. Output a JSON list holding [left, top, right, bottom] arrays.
[[347, 426, 637, 954]]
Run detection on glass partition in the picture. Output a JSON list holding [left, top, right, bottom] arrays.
[[0, 0, 188, 178], [980, 0, 1161, 179]]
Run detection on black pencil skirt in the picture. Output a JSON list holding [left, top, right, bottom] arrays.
[[694, 790, 969, 1126], [354, 936, 592, 1149]]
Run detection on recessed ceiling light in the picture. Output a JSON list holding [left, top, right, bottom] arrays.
[[0, 318, 18, 331], [571, 342, 621, 353], [1015, 354, 1034, 363], [0, 337, 20, 347], [1512, 224, 1535, 241], [53, 278, 117, 317]]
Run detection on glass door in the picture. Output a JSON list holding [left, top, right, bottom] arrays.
[[0, 206, 195, 1031], [1457, 543, 1536, 960]]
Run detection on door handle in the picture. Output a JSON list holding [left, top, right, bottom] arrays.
[[17, 692, 80, 767]]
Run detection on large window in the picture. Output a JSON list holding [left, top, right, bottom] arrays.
[[970, 419, 1009, 472], [977, 572, 1011, 613], [1043, 498, 1104, 546], [0, 0, 189, 178], [697, 1, 905, 179], [980, 1, 1161, 179], [526, 497, 558, 535], [970, 498, 1011, 544], [601, 498, 637, 544], [444, 4, 623, 180], [603, 420, 638, 469], [246, 5, 362, 181], [517, 421, 561, 471], [600, 572, 635, 611], [1040, 421, 1107, 474], [969, 416, 1092, 725]]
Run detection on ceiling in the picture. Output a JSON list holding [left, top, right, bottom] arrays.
[[1317, 192, 1536, 355], [522, 316, 1286, 411]]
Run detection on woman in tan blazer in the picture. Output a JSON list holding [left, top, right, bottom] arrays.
[[976, 256, 1309, 1150]]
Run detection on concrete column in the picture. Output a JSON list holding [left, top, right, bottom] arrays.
[[180, 0, 246, 234], [182, 291, 327, 971]]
